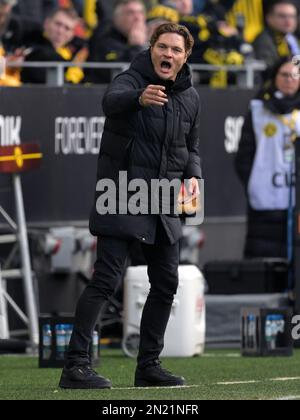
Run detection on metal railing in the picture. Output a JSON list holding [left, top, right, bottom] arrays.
[[7, 60, 266, 88]]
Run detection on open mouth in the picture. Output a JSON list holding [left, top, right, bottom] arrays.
[[161, 61, 172, 71]]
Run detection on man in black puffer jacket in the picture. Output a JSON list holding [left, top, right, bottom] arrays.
[[59, 23, 202, 390]]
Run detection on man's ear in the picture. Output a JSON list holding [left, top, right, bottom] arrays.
[[266, 14, 272, 27], [44, 18, 50, 31]]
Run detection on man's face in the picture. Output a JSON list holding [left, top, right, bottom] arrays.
[[151, 33, 188, 81], [267, 4, 298, 34], [44, 12, 77, 49], [0, 4, 13, 35], [174, 0, 193, 16], [114, 1, 146, 37], [275, 62, 300, 96]]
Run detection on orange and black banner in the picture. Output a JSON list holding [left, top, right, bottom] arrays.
[[0, 144, 42, 173]]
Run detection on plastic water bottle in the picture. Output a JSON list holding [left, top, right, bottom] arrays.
[[277, 315, 285, 334], [265, 316, 273, 350], [247, 315, 256, 349], [42, 324, 52, 360], [56, 324, 66, 360], [92, 331, 99, 360]]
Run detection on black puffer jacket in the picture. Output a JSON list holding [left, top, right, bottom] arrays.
[[89, 50, 202, 244]]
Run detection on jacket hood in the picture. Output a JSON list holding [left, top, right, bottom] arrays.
[[130, 49, 192, 93]]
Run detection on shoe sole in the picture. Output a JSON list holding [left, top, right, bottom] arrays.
[[59, 378, 112, 390]]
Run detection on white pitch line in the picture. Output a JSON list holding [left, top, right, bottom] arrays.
[[216, 380, 258, 386], [111, 385, 200, 391], [202, 354, 241, 358], [215, 377, 300, 386], [109, 377, 300, 391], [275, 396, 300, 401], [270, 377, 300, 382]]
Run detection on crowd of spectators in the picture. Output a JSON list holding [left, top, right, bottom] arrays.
[[0, 0, 299, 86]]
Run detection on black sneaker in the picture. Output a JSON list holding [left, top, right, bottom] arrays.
[[59, 365, 112, 390], [134, 360, 186, 387]]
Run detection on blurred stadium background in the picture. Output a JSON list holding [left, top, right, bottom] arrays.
[[0, 0, 300, 400]]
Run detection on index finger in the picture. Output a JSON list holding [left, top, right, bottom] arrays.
[[148, 85, 166, 91]]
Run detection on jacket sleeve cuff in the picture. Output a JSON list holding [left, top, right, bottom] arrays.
[[183, 161, 202, 180]]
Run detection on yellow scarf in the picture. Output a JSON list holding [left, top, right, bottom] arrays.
[[275, 33, 291, 57], [226, 0, 264, 43], [203, 48, 244, 88], [56, 46, 85, 84]]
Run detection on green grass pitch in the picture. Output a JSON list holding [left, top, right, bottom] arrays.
[[0, 349, 300, 400]]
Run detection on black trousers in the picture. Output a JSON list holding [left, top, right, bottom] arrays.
[[66, 218, 180, 369]]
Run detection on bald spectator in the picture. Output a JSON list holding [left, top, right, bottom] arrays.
[[254, 0, 300, 69], [86, 0, 148, 84]]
